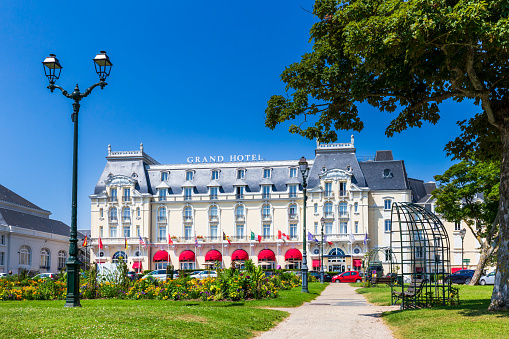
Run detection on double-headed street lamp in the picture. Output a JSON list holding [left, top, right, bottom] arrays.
[[299, 156, 310, 293], [42, 51, 113, 308], [320, 216, 325, 284], [459, 228, 467, 270]]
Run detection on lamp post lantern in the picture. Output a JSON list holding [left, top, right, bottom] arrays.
[[460, 228, 467, 270], [299, 156, 310, 293], [320, 216, 325, 284], [42, 51, 113, 307]]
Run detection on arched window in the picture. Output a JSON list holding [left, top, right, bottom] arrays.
[[339, 202, 348, 217], [112, 251, 127, 263], [183, 206, 192, 221], [210, 205, 218, 217], [288, 204, 297, 216], [123, 207, 131, 222], [19, 245, 31, 266], [383, 169, 393, 178], [158, 207, 167, 222], [262, 204, 271, 219], [328, 248, 346, 263], [40, 248, 50, 269], [58, 250, 66, 269], [109, 207, 117, 222], [235, 205, 244, 217], [324, 202, 333, 218]]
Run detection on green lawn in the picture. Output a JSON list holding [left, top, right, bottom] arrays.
[[0, 282, 326, 339], [352, 283, 509, 339]]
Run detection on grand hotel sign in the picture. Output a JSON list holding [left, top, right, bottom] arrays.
[[186, 154, 263, 163]]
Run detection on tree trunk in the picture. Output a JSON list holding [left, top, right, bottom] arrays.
[[489, 128, 509, 311], [470, 241, 495, 285]]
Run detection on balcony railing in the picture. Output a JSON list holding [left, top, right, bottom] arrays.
[[183, 216, 193, 222], [209, 215, 219, 222], [156, 237, 167, 243], [157, 217, 167, 223], [236, 194, 244, 199], [122, 217, 131, 223], [108, 197, 117, 202], [262, 214, 272, 221], [325, 191, 334, 198], [122, 196, 131, 202], [339, 191, 347, 197], [339, 212, 348, 218], [235, 215, 245, 222], [158, 196, 167, 201], [90, 237, 145, 246], [108, 217, 118, 223], [204, 236, 220, 242], [210, 195, 218, 200], [324, 212, 334, 218], [288, 213, 298, 220], [150, 193, 303, 202]]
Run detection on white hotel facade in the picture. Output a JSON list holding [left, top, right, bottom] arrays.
[[89, 138, 480, 273]]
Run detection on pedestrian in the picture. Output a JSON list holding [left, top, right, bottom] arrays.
[[8, 270, 12, 275]]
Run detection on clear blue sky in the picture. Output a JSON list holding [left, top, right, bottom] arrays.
[[0, 1, 478, 230]]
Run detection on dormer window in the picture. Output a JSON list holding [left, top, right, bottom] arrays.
[[289, 168, 297, 178], [383, 169, 393, 179], [158, 189, 167, 201], [184, 187, 192, 201], [161, 172, 168, 181], [123, 188, 131, 202], [110, 188, 117, 202], [211, 170, 219, 180], [186, 171, 194, 181], [237, 169, 245, 179], [210, 187, 218, 200], [289, 184, 297, 198], [262, 185, 271, 199], [339, 182, 347, 197], [325, 182, 332, 197], [263, 168, 271, 178]]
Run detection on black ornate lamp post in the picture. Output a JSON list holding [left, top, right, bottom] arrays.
[[299, 156, 310, 293], [320, 216, 325, 284], [42, 51, 113, 307], [460, 228, 466, 270]]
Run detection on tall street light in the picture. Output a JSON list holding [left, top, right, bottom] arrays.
[[320, 216, 325, 284], [299, 156, 310, 293], [460, 228, 467, 270], [42, 51, 113, 307]]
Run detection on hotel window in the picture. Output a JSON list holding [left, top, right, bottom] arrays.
[[290, 224, 297, 238], [324, 202, 333, 218], [454, 221, 461, 231], [289, 185, 297, 198], [100, 208, 104, 219], [109, 207, 118, 222], [263, 168, 271, 178], [262, 204, 271, 220], [235, 205, 245, 218], [161, 172, 168, 181], [110, 188, 117, 202], [236, 224, 245, 237], [314, 203, 318, 214], [136, 207, 140, 218], [354, 202, 358, 213], [262, 185, 271, 199], [158, 189, 167, 201], [184, 187, 192, 200], [210, 187, 218, 200], [339, 182, 347, 196], [209, 205, 219, 222], [384, 199, 392, 210], [122, 207, 131, 222], [314, 222, 318, 234], [290, 168, 297, 178], [123, 188, 131, 202], [58, 250, 66, 269], [289, 204, 297, 218], [1, 234, 5, 245], [325, 222, 333, 234], [40, 248, 50, 269], [110, 225, 118, 237], [123, 225, 130, 238], [184, 225, 192, 239], [19, 245, 31, 266], [237, 169, 245, 179], [158, 226, 166, 242], [210, 224, 218, 239], [184, 207, 192, 221], [355, 221, 359, 233], [339, 202, 348, 217], [263, 224, 271, 238], [0, 252, 4, 266], [385, 220, 392, 232], [100, 226, 104, 238], [325, 182, 332, 197], [236, 186, 244, 199], [340, 221, 347, 234], [186, 171, 194, 181], [136, 225, 140, 237], [211, 170, 219, 180]]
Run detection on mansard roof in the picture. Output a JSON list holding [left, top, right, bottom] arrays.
[[0, 184, 45, 212], [0, 207, 72, 237], [359, 160, 409, 190]]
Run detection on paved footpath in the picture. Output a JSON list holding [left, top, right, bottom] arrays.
[[256, 283, 398, 339]]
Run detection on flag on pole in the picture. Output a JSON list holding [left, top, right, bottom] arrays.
[[363, 233, 368, 245], [195, 236, 198, 247], [99, 236, 103, 250], [125, 237, 128, 251], [278, 230, 282, 240], [258, 235, 262, 243], [168, 234, 173, 245], [286, 234, 290, 240], [349, 233, 355, 244], [307, 231, 313, 241], [314, 237, 319, 243], [250, 231, 255, 241], [223, 232, 231, 245], [327, 241, 333, 246], [82, 235, 88, 247], [139, 235, 146, 248]]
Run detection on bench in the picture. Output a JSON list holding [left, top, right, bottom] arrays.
[[392, 278, 427, 308], [371, 276, 394, 286]]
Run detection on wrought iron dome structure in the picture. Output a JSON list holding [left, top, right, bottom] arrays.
[[390, 203, 451, 308]]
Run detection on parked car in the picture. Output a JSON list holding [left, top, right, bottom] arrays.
[[0, 273, 8, 278], [189, 270, 217, 279], [32, 273, 57, 280], [127, 271, 139, 281], [142, 269, 178, 281], [309, 272, 332, 282], [480, 271, 496, 285], [332, 271, 362, 283], [445, 270, 475, 284], [264, 271, 276, 277]]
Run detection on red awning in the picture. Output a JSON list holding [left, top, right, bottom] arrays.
[[153, 250, 170, 262], [353, 259, 362, 267], [285, 249, 302, 260], [132, 262, 142, 270], [258, 249, 276, 261], [205, 249, 222, 262], [231, 249, 249, 261], [179, 250, 195, 262], [312, 259, 320, 268]]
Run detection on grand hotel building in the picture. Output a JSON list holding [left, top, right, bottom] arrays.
[[89, 138, 480, 273]]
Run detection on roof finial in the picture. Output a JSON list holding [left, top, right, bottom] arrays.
[[140, 143, 144, 153], [351, 135, 354, 146], [108, 144, 111, 155]]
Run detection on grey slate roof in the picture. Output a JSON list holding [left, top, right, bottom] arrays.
[[308, 148, 366, 189], [375, 150, 394, 161], [0, 207, 72, 237], [408, 178, 427, 203], [358, 160, 409, 190], [94, 160, 152, 195], [0, 184, 44, 211]]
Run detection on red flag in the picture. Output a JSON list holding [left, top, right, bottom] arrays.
[[82, 235, 88, 247], [278, 230, 282, 239], [286, 234, 290, 240], [168, 234, 173, 245], [99, 236, 103, 250], [258, 235, 262, 243], [227, 236, 231, 245], [327, 241, 333, 245]]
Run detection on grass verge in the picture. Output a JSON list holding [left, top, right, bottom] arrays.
[[0, 282, 326, 339], [352, 283, 509, 339]]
